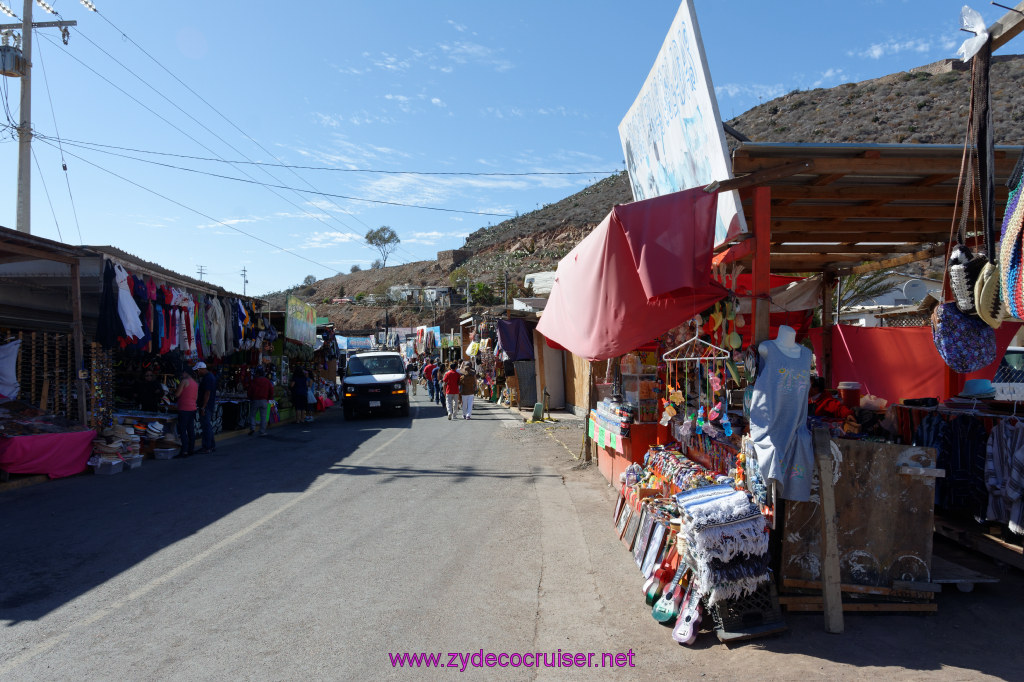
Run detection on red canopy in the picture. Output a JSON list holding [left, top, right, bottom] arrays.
[[537, 188, 728, 361]]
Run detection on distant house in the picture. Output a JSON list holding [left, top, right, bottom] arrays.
[[513, 297, 548, 313], [524, 271, 556, 296], [837, 273, 941, 327]]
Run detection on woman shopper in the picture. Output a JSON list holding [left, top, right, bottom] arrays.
[[174, 368, 199, 457], [290, 365, 309, 424], [459, 364, 478, 420]]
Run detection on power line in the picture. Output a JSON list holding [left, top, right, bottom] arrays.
[[30, 145, 61, 241], [89, 9, 433, 263], [34, 29, 83, 244], [6, 134, 621, 177], [42, 141, 337, 273], [35, 31, 376, 257], [30, 132, 515, 217]]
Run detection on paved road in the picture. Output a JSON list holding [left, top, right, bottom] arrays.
[[1, 392, 1023, 680]]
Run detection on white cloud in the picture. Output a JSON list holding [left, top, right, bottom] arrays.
[[431, 97, 446, 107], [298, 231, 363, 249], [448, 20, 468, 32], [849, 37, 934, 60], [715, 82, 787, 101], [812, 68, 848, 88], [438, 40, 514, 72], [313, 112, 341, 128]]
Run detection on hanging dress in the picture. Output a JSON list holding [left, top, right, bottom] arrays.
[[113, 263, 145, 340], [748, 342, 814, 502]]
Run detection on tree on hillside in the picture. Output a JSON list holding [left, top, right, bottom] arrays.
[[371, 259, 383, 270], [303, 274, 316, 286], [337, 285, 345, 299], [365, 226, 400, 268], [350, 264, 362, 273]]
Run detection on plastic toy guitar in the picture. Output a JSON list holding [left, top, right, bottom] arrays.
[[671, 581, 703, 645], [651, 562, 689, 624], [643, 544, 678, 605]]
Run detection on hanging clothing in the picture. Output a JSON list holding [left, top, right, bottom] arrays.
[[985, 419, 1024, 534], [113, 263, 145, 340], [748, 342, 814, 502], [95, 260, 125, 349], [943, 415, 989, 519]]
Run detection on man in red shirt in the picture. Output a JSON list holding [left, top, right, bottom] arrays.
[[422, 359, 436, 401], [247, 367, 275, 436], [442, 363, 462, 420]]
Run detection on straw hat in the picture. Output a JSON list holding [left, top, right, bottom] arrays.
[[975, 262, 1006, 329]]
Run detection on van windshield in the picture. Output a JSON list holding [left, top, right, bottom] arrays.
[[347, 356, 405, 377]]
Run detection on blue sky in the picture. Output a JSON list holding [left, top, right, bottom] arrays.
[[0, 0, 1008, 296]]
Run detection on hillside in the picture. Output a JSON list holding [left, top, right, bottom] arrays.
[[269, 55, 1024, 332]]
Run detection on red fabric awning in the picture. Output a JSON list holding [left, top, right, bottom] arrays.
[[537, 188, 728, 361]]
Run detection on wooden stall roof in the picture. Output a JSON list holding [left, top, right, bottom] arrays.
[[722, 142, 1022, 274], [0, 225, 88, 265]]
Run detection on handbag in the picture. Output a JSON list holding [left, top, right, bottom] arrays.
[[306, 387, 315, 404], [931, 302, 996, 374]]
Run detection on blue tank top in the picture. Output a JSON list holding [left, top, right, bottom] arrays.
[[748, 341, 814, 502]]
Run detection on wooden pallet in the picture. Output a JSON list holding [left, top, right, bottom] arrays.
[[934, 516, 1024, 571], [929, 554, 1000, 593]]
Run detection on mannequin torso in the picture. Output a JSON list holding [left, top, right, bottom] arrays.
[[759, 325, 802, 359]]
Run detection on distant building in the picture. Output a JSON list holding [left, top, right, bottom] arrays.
[[838, 273, 941, 327], [513, 297, 548, 313], [523, 271, 556, 296]]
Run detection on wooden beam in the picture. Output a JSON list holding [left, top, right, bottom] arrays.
[[0, 240, 77, 265], [734, 153, 1016, 177], [844, 244, 949, 275], [770, 205, 954, 220], [813, 427, 844, 634], [770, 185, 1008, 202], [771, 232, 947, 243], [769, 243, 926, 255], [706, 160, 814, 194], [990, 1, 1024, 52]]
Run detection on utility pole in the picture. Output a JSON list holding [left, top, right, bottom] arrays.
[[241, 267, 248, 295], [0, 3, 77, 234], [196, 265, 206, 280]]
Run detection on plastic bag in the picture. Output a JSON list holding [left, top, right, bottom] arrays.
[[957, 6, 989, 61]]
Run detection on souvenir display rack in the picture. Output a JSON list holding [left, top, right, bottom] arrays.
[[613, 444, 785, 645]]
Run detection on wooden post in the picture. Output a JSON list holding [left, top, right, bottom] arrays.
[[752, 186, 772, 344], [581, 361, 594, 461], [813, 426, 844, 634], [30, 331, 36, 405], [533, 328, 547, 411], [70, 260, 88, 425], [821, 271, 835, 387]]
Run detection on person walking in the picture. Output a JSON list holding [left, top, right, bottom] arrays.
[[174, 368, 198, 457], [422, 357, 436, 402], [442, 362, 461, 420], [194, 361, 218, 454], [406, 358, 419, 397], [290, 365, 309, 424], [433, 357, 443, 405], [247, 367, 275, 436], [460, 364, 478, 420]]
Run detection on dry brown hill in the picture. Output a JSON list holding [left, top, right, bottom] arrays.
[[267, 55, 1024, 331]]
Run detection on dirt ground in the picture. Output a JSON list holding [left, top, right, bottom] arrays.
[[518, 413, 1024, 681]]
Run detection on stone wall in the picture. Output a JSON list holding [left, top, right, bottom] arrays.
[[437, 249, 471, 270]]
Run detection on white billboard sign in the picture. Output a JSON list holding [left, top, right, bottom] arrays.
[[618, 0, 746, 247]]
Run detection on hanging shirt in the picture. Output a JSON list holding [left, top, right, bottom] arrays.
[[748, 342, 814, 502], [113, 263, 145, 340], [985, 419, 1024, 534]]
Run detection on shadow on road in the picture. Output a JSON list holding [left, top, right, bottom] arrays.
[[0, 406, 401, 624]]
